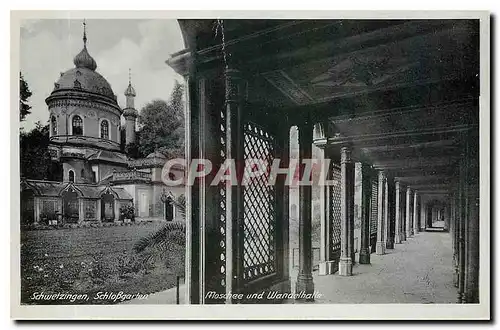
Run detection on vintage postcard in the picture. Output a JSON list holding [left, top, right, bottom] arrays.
[[10, 10, 490, 320]]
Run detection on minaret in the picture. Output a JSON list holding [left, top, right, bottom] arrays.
[[123, 68, 138, 145]]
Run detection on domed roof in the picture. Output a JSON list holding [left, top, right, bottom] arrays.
[[49, 22, 116, 102], [53, 67, 115, 99], [125, 83, 136, 97], [146, 151, 167, 160]]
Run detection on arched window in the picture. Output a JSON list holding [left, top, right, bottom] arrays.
[[100, 120, 109, 139], [72, 115, 83, 136], [68, 170, 75, 183], [50, 116, 57, 136]]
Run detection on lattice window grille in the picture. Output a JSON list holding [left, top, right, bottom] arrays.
[[243, 122, 277, 282], [217, 109, 227, 291], [84, 200, 96, 219], [370, 180, 378, 235], [41, 199, 58, 216], [329, 163, 342, 255]]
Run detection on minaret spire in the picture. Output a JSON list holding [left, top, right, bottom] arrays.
[[124, 68, 138, 145]]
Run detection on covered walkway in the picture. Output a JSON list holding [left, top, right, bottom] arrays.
[[291, 231, 456, 303], [168, 19, 480, 305]]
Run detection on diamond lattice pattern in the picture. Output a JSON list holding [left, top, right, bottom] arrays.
[[329, 164, 342, 254], [243, 123, 277, 282], [218, 110, 227, 289], [370, 180, 378, 235]]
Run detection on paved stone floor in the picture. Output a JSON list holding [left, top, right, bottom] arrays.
[[126, 231, 456, 304], [291, 231, 458, 304]]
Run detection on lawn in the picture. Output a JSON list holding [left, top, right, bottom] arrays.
[[20, 222, 184, 305]]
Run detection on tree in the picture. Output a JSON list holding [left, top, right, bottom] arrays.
[[20, 73, 32, 121], [133, 195, 186, 276], [137, 81, 184, 158], [20, 121, 54, 180]]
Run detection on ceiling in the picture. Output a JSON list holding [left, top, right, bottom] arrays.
[[173, 18, 480, 199]]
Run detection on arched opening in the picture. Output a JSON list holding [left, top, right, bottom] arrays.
[[101, 193, 115, 222], [68, 170, 75, 183], [164, 196, 174, 221], [72, 115, 83, 136], [20, 189, 35, 225], [62, 189, 79, 223], [50, 115, 57, 136], [100, 120, 109, 139]]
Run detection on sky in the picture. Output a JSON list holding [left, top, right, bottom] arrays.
[[19, 19, 185, 131]]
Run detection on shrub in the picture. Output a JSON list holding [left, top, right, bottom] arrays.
[[120, 204, 135, 221]]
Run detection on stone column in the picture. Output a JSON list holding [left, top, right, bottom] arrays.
[[465, 186, 479, 302], [359, 163, 371, 264], [458, 157, 467, 303], [451, 194, 459, 288], [444, 204, 450, 232], [385, 178, 393, 249], [78, 198, 85, 223], [420, 200, 426, 231], [315, 124, 335, 275], [339, 146, 355, 276], [406, 187, 412, 238], [401, 185, 407, 241], [296, 121, 314, 298], [376, 171, 386, 255], [394, 181, 402, 244], [413, 191, 419, 234]]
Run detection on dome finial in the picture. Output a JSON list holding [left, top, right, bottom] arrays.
[[73, 19, 97, 71], [83, 19, 87, 46], [124, 68, 136, 98]]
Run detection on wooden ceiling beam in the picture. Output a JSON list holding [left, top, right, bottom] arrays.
[[327, 124, 474, 148]]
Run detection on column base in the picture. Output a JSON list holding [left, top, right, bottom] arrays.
[[359, 249, 370, 264], [376, 242, 386, 255], [295, 273, 315, 301], [338, 258, 353, 276], [395, 234, 402, 244], [406, 231, 412, 238], [318, 261, 338, 275]]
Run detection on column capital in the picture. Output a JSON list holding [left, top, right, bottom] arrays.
[[312, 122, 330, 148], [166, 50, 195, 77], [225, 68, 246, 103], [395, 181, 401, 189], [340, 146, 352, 164], [378, 170, 386, 181]]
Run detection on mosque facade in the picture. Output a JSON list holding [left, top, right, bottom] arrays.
[[20, 25, 184, 226]]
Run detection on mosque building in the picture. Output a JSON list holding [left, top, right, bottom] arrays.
[[20, 23, 184, 226]]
